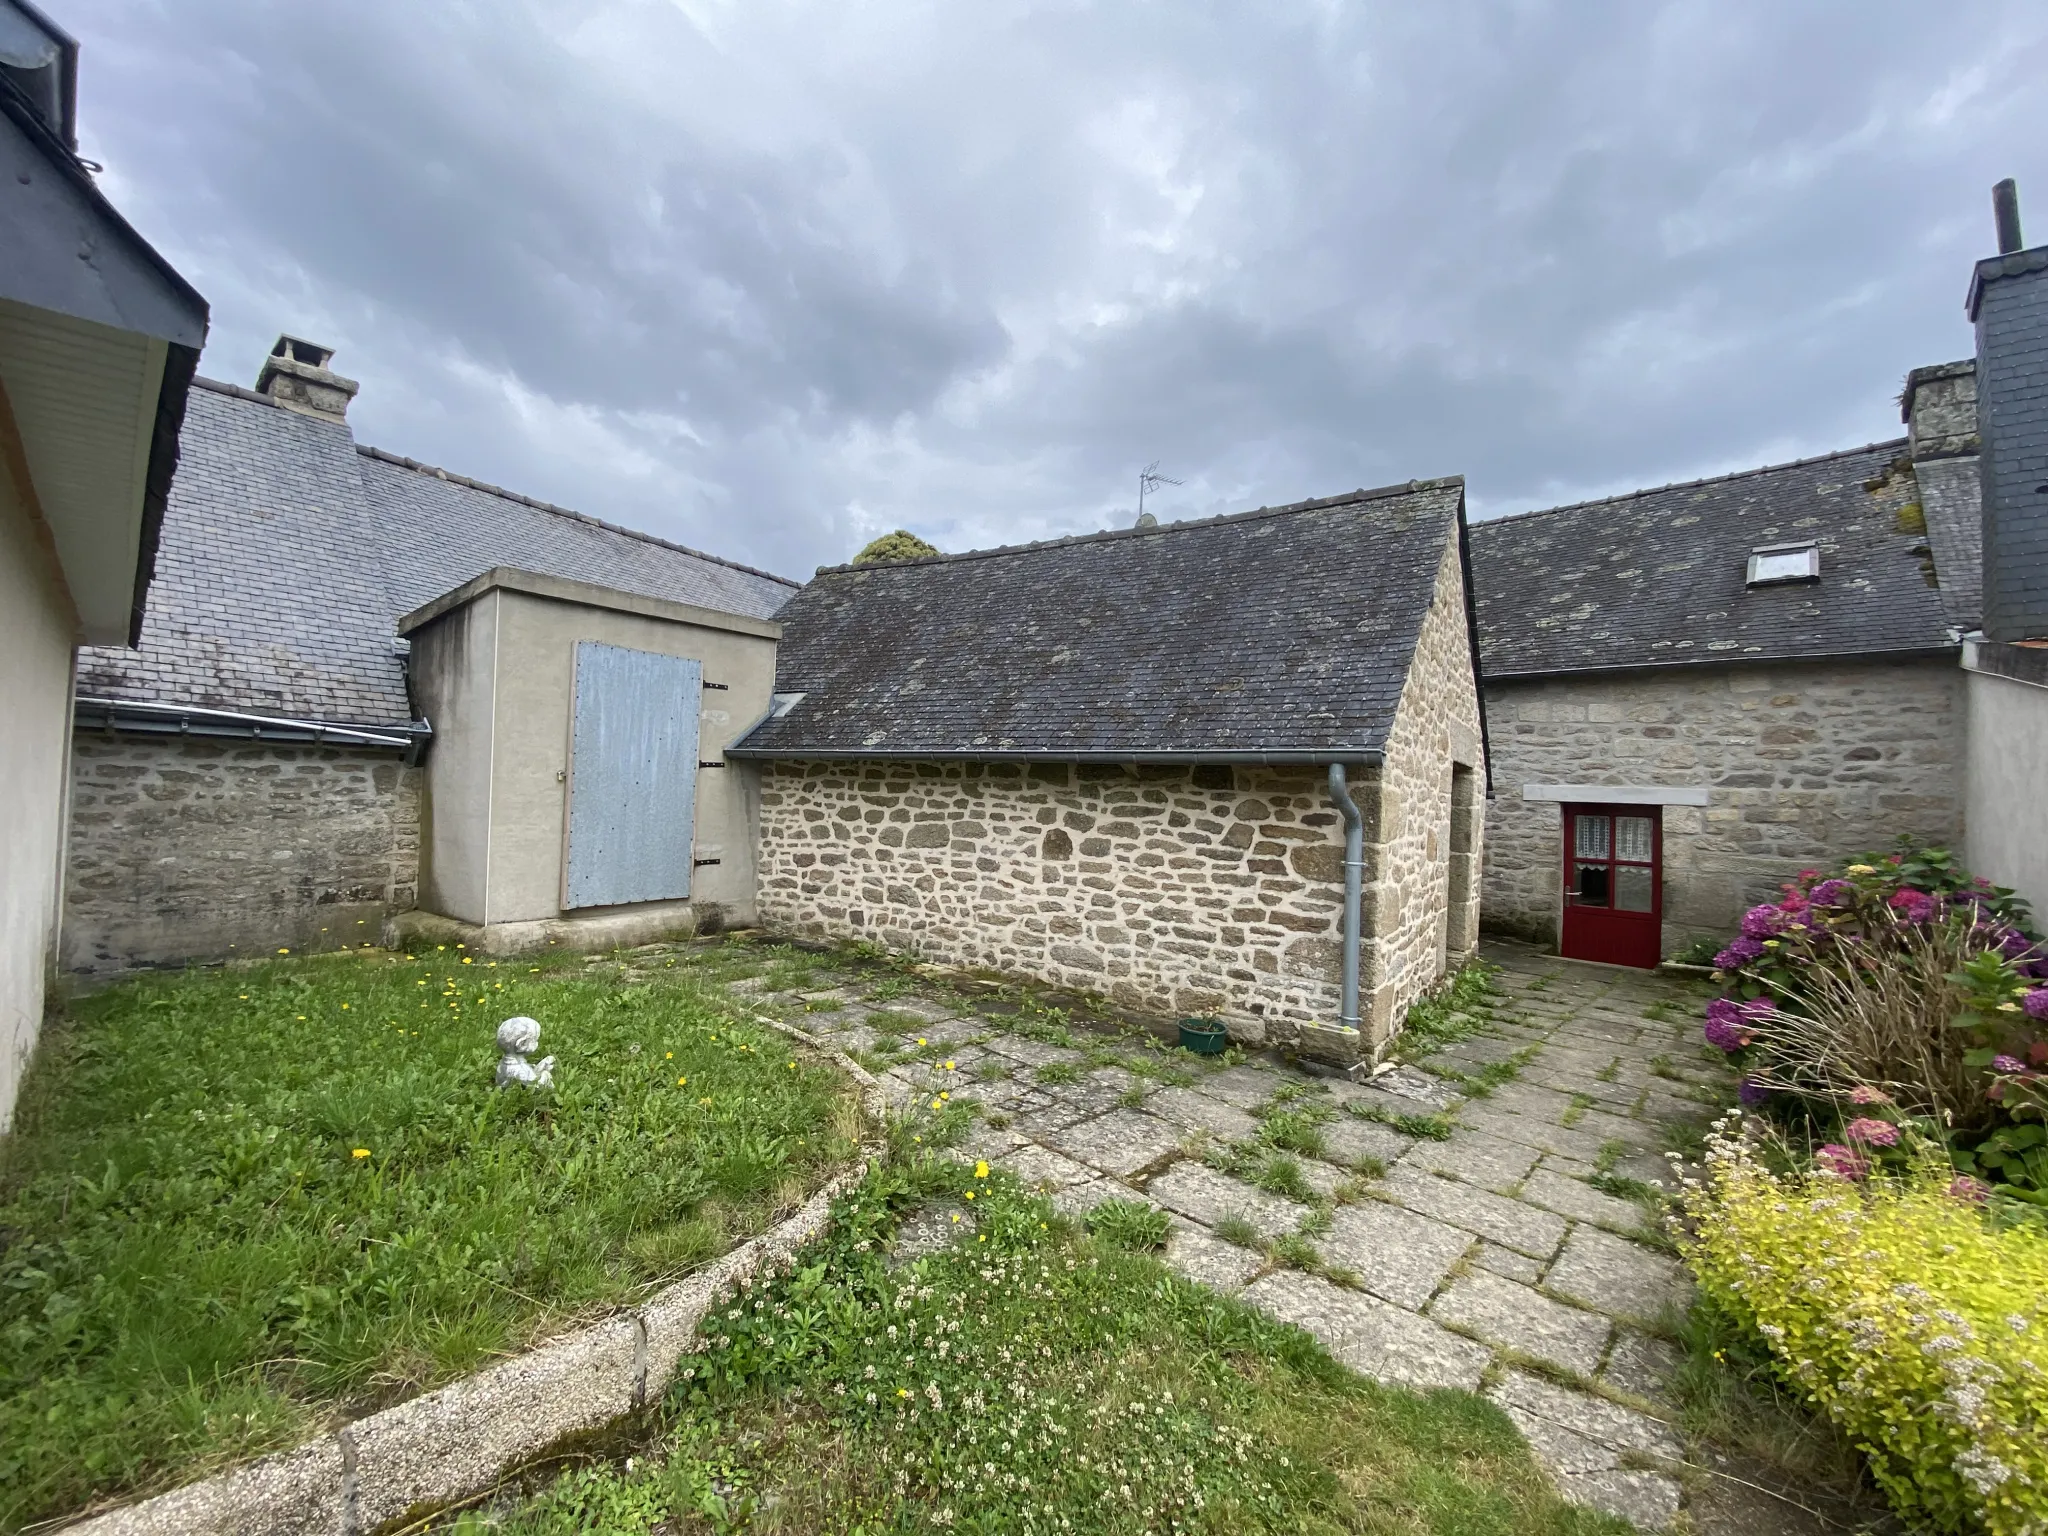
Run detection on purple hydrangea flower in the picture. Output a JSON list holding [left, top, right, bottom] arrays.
[[1703, 997, 1765, 1052], [1737, 1076, 1771, 1107], [1992, 1054, 2028, 1074], [1998, 928, 2034, 959], [2024, 989, 2048, 1022], [1843, 1117, 1900, 1148], [1808, 879, 1853, 907], [1887, 888, 1936, 924], [1714, 936, 1766, 970], [1740, 904, 1787, 940], [1814, 1143, 1871, 1180]]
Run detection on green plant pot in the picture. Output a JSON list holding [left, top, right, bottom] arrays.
[[1178, 1017, 1228, 1055]]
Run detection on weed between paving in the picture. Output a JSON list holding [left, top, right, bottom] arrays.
[[454, 1156, 1628, 1536], [0, 947, 858, 1530]]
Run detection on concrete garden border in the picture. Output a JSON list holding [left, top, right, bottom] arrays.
[[64, 1020, 887, 1536]]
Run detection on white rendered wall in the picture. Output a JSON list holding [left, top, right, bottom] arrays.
[[0, 441, 76, 1130], [1965, 666, 2048, 920]]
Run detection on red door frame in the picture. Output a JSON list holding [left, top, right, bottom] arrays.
[[1559, 803, 1663, 968]]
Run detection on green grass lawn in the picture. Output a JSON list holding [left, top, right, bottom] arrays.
[[454, 1156, 1628, 1536], [0, 947, 860, 1530]]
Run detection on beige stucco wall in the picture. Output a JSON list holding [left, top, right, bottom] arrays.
[[405, 575, 779, 934], [0, 446, 76, 1129], [1481, 656, 1964, 955], [1964, 663, 2048, 919]]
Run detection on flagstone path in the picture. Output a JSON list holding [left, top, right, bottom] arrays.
[[719, 940, 1759, 1531]]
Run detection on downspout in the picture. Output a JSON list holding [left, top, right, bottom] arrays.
[[1326, 763, 1364, 1034]]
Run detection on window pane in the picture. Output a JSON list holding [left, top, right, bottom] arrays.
[[1615, 865, 1654, 912], [1615, 816, 1654, 863], [1573, 815, 1611, 860], [1573, 865, 1611, 906]]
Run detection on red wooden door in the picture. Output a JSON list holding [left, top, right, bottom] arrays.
[[1559, 804, 1662, 968]]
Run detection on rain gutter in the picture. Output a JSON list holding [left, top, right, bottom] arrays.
[[74, 696, 433, 760], [1325, 763, 1366, 1034]]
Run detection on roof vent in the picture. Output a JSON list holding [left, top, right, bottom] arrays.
[[1746, 542, 1820, 587], [254, 334, 360, 424]]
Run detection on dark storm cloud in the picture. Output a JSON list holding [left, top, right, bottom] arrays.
[[65, 0, 2048, 576]]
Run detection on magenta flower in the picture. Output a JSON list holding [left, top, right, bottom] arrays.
[[1737, 1076, 1771, 1107], [1843, 1117, 1901, 1148], [1947, 1175, 1991, 1204], [1814, 1143, 1871, 1180], [1715, 936, 1767, 970], [1848, 1084, 1893, 1105], [2024, 989, 2048, 1022], [1741, 904, 1788, 940], [1703, 998, 1754, 1051], [1992, 1054, 2028, 1074], [1886, 888, 1936, 924], [1809, 879, 1853, 907]]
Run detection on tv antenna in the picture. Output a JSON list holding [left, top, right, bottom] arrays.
[[1137, 461, 1182, 524]]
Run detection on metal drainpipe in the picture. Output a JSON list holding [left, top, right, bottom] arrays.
[[1326, 763, 1364, 1033]]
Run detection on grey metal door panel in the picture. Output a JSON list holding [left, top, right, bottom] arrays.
[[564, 641, 700, 909]]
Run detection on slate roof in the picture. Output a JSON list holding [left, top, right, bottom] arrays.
[[730, 479, 1468, 761], [1468, 441, 1955, 680], [78, 379, 799, 728]]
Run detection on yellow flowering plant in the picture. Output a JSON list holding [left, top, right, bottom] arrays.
[[1682, 1113, 2048, 1533]]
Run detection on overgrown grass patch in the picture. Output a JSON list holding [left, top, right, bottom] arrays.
[[457, 1159, 1627, 1535], [1394, 961, 1498, 1057], [0, 951, 860, 1528]]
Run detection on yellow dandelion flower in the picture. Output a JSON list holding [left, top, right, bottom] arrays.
[[916, 1037, 927, 1046], [930, 1098, 943, 1110], [978, 1233, 987, 1242], [462, 957, 472, 965], [898, 1387, 911, 1396], [277, 948, 290, 954], [352, 1148, 371, 1159], [963, 1191, 975, 1201], [666, 1052, 673, 1059], [678, 1076, 687, 1086], [943, 1060, 955, 1071], [975, 1161, 989, 1179], [949, 1214, 960, 1225], [698, 1096, 712, 1105], [341, 1003, 350, 1010]]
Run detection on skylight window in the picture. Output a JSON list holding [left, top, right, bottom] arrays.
[[1746, 542, 1820, 587]]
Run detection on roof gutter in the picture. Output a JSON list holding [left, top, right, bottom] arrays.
[[1478, 643, 1960, 686], [722, 744, 1385, 766], [75, 697, 433, 759]]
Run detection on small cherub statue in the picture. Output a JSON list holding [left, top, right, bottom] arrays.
[[495, 1016, 555, 1089]]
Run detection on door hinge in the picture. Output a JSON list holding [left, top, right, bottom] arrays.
[[693, 857, 722, 868]]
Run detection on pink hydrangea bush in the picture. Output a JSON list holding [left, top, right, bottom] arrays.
[[1703, 841, 2048, 1208]]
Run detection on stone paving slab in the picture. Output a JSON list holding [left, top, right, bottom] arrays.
[[1243, 1270, 1491, 1391], [1192, 1064, 1286, 1110], [1521, 1168, 1654, 1235], [1313, 1200, 1472, 1309], [1144, 1086, 1260, 1141], [1474, 1242, 1542, 1283], [1041, 1108, 1186, 1177], [982, 1035, 1087, 1068], [1400, 1128, 1542, 1192], [1163, 1220, 1263, 1293], [1430, 1270, 1611, 1376], [1455, 1102, 1613, 1162], [1320, 1115, 1414, 1169], [1545, 1226, 1692, 1323], [1602, 1329, 1683, 1407], [1362, 1064, 1463, 1110], [1050, 1176, 1143, 1219], [1147, 1162, 1309, 1240], [996, 1142, 1096, 1189], [1377, 1165, 1568, 1259]]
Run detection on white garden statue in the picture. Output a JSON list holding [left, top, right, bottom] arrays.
[[495, 1016, 555, 1089]]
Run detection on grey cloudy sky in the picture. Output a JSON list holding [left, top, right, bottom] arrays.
[[73, 0, 2048, 579]]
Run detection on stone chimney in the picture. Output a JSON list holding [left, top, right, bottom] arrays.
[[1901, 360, 1982, 629], [254, 335, 359, 423], [1967, 179, 2048, 642]]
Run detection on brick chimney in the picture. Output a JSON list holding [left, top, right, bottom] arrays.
[[1968, 180, 2048, 642], [254, 335, 359, 423]]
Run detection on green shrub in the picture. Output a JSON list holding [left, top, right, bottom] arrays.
[[1085, 1197, 1170, 1252], [1683, 1121, 2048, 1532], [851, 529, 940, 564]]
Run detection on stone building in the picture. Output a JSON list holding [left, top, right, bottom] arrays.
[[1469, 432, 1966, 963], [66, 341, 794, 972], [1468, 186, 2048, 962], [728, 481, 1487, 1062]]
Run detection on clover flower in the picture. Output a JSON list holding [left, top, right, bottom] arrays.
[[1843, 1117, 1900, 1148]]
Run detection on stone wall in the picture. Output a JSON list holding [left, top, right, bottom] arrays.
[[1480, 657, 1964, 954], [757, 758, 1365, 1043], [63, 735, 420, 972], [1363, 536, 1486, 1032]]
